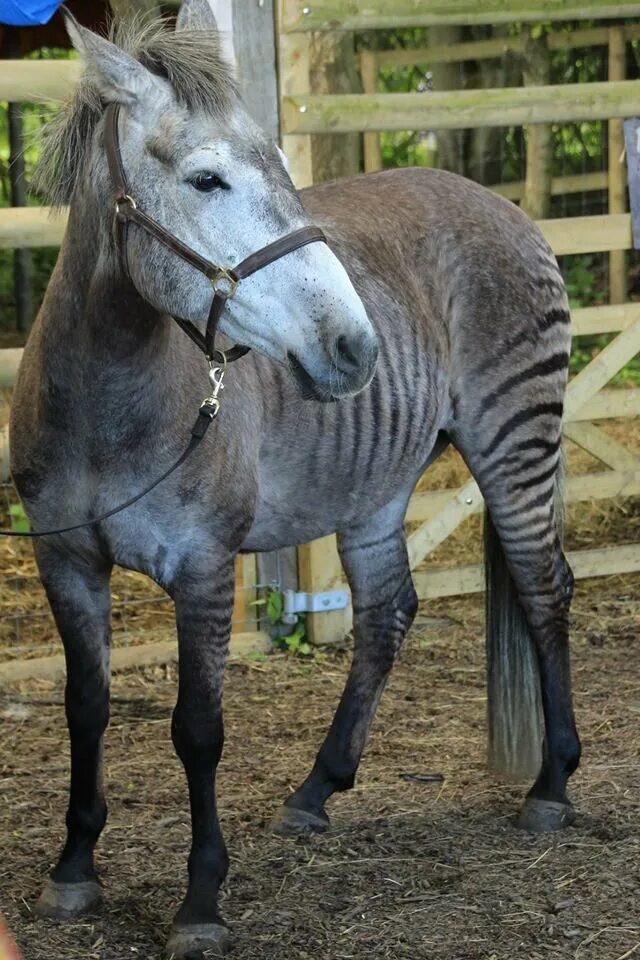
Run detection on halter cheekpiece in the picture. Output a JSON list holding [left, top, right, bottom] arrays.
[[104, 101, 327, 375]]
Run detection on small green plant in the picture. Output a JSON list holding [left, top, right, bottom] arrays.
[[277, 616, 311, 657], [9, 504, 30, 533], [243, 650, 267, 664], [251, 588, 312, 657]]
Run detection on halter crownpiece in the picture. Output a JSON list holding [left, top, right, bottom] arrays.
[[103, 102, 327, 366]]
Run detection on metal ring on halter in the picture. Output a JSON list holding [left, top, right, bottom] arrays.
[[115, 194, 137, 215], [209, 349, 228, 369], [211, 268, 238, 298]]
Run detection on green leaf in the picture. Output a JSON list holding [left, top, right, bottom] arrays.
[[9, 504, 30, 533], [266, 590, 284, 624]]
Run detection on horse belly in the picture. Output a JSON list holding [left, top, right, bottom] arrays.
[[243, 433, 439, 552]]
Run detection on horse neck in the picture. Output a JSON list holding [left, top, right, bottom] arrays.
[[43, 188, 170, 372]]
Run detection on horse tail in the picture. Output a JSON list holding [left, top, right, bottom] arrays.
[[483, 466, 565, 780]]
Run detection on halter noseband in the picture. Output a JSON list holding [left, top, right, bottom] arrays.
[[103, 102, 327, 365]]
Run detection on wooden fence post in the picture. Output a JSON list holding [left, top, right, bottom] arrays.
[[608, 26, 627, 304], [278, 0, 313, 187], [360, 50, 382, 172], [7, 102, 32, 334], [310, 31, 362, 182], [521, 26, 552, 219]]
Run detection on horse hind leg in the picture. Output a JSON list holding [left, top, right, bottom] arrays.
[[271, 493, 417, 837], [32, 543, 112, 918], [452, 408, 580, 832]]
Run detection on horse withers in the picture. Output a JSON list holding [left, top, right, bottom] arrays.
[[11, 2, 579, 956]]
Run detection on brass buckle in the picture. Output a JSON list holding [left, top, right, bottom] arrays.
[[211, 268, 238, 299]]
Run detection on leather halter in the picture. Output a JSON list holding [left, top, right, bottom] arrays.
[[0, 105, 329, 539], [103, 102, 327, 363]]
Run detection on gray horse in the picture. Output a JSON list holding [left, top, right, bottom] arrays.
[[10, 2, 579, 956]]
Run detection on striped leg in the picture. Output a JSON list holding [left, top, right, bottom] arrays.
[[272, 497, 417, 837], [166, 554, 236, 959], [453, 377, 580, 831]]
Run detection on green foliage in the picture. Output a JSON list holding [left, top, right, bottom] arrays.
[[252, 589, 312, 657], [563, 254, 608, 309], [243, 650, 267, 663], [0, 47, 74, 334], [9, 504, 30, 533]]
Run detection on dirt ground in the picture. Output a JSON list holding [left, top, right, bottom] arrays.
[[1, 406, 640, 960], [1, 571, 640, 960]]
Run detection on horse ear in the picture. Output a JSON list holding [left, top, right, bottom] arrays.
[[63, 10, 161, 106], [175, 0, 219, 32]]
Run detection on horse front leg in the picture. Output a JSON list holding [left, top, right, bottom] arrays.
[[272, 504, 417, 837], [32, 543, 112, 919], [166, 552, 236, 960]]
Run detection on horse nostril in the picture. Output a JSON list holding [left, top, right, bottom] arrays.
[[335, 333, 362, 372]]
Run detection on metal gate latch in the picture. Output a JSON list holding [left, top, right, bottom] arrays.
[[282, 589, 350, 624]]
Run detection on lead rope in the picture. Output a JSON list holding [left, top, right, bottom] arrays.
[[0, 357, 227, 539]]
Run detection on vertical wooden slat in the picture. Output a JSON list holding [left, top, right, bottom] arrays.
[[360, 50, 383, 172], [609, 26, 627, 304], [232, 554, 258, 629], [298, 536, 350, 646], [521, 27, 553, 219], [278, 0, 313, 187]]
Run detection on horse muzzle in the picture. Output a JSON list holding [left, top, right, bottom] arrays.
[[288, 328, 379, 401]]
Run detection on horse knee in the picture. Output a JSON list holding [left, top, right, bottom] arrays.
[[172, 706, 224, 768]]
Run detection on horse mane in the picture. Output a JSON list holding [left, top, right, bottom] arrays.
[[35, 15, 236, 207]]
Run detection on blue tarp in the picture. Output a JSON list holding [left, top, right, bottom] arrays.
[[0, 0, 63, 26]]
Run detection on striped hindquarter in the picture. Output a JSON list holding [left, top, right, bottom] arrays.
[[275, 179, 580, 837]]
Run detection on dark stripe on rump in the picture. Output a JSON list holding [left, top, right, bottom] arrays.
[[473, 327, 533, 377], [515, 435, 562, 456], [539, 308, 570, 332], [477, 434, 562, 480], [482, 402, 564, 459], [495, 486, 556, 522], [511, 459, 559, 493], [479, 352, 568, 416]]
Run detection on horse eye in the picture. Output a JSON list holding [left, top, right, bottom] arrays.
[[190, 172, 229, 193]]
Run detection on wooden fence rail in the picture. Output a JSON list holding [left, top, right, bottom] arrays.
[[283, 80, 640, 135], [0, 60, 81, 103], [364, 23, 640, 68], [0, 205, 633, 257], [281, 0, 640, 31]]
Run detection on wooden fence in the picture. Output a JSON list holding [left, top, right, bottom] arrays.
[[277, 0, 640, 643], [3, 5, 640, 652]]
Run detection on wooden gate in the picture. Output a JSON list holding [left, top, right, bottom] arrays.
[[276, 0, 640, 642]]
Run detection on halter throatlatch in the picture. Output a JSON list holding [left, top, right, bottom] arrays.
[[0, 105, 328, 539]]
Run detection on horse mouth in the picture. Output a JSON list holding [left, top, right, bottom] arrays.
[[287, 353, 337, 402]]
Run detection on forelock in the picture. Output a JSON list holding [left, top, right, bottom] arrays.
[[34, 14, 236, 206]]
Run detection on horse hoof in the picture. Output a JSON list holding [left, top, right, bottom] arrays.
[[517, 798, 576, 833], [270, 804, 329, 838], [166, 922, 233, 959], [33, 877, 103, 919]]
